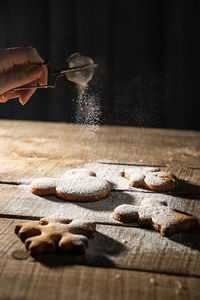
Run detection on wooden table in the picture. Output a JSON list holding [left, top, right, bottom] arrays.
[[0, 120, 200, 300]]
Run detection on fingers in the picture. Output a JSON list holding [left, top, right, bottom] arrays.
[[0, 80, 37, 105], [18, 80, 37, 105], [38, 64, 48, 86], [0, 64, 42, 94], [0, 47, 48, 93], [0, 90, 19, 103], [1, 47, 44, 67]]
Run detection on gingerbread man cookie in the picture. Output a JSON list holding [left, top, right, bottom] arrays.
[[15, 218, 96, 255], [120, 168, 178, 192], [113, 199, 198, 236], [30, 168, 111, 202]]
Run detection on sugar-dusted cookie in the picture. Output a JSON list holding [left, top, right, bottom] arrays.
[[30, 177, 57, 196], [62, 168, 96, 178], [120, 169, 145, 187], [15, 218, 96, 256], [144, 171, 178, 192], [120, 168, 178, 192], [30, 169, 111, 202], [113, 200, 198, 236], [56, 176, 110, 202]]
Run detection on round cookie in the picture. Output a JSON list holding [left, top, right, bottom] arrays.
[[30, 178, 57, 196], [56, 176, 110, 202], [144, 171, 178, 192], [62, 168, 96, 178]]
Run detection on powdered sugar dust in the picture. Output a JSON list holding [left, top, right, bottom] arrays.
[[74, 84, 102, 143]]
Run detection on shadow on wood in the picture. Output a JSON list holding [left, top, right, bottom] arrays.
[[168, 227, 200, 251], [42, 192, 135, 212], [174, 179, 200, 197], [32, 231, 126, 269]]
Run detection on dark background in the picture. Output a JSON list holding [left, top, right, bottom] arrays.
[[0, 0, 199, 130]]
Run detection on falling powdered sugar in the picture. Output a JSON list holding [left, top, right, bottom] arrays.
[[74, 84, 102, 143]]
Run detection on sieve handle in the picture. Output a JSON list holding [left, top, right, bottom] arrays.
[[13, 85, 55, 91], [12, 63, 98, 91]]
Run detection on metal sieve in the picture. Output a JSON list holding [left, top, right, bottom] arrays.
[[13, 53, 98, 91]]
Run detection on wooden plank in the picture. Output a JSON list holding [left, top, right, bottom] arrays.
[[0, 218, 200, 277], [84, 162, 200, 193], [0, 157, 83, 184], [1, 221, 200, 300], [0, 121, 199, 299], [0, 120, 199, 167], [1, 120, 199, 148], [0, 160, 200, 195], [1, 264, 200, 300], [1, 184, 200, 222]]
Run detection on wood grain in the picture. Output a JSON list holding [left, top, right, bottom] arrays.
[[1, 217, 200, 276], [0, 159, 200, 195], [0, 120, 200, 299], [1, 183, 200, 222], [84, 162, 200, 193], [0, 120, 199, 167], [1, 254, 200, 300], [0, 157, 83, 184], [1, 264, 200, 300]]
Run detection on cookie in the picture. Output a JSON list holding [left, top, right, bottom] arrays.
[[15, 218, 96, 255], [56, 176, 110, 201], [120, 169, 145, 187], [30, 177, 57, 195], [113, 200, 198, 236], [30, 168, 111, 202], [144, 171, 178, 192], [120, 168, 178, 192]]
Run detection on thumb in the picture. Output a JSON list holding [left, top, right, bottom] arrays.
[[0, 65, 42, 94]]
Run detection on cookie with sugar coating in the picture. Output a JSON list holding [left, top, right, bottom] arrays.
[[120, 169, 145, 187], [56, 176, 110, 202], [30, 168, 110, 202], [144, 171, 178, 192], [15, 218, 96, 256], [30, 177, 57, 196], [113, 200, 198, 236], [120, 168, 178, 192]]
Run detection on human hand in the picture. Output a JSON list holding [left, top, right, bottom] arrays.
[[0, 47, 48, 105]]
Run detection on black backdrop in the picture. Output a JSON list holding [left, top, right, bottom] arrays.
[[0, 0, 199, 130]]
